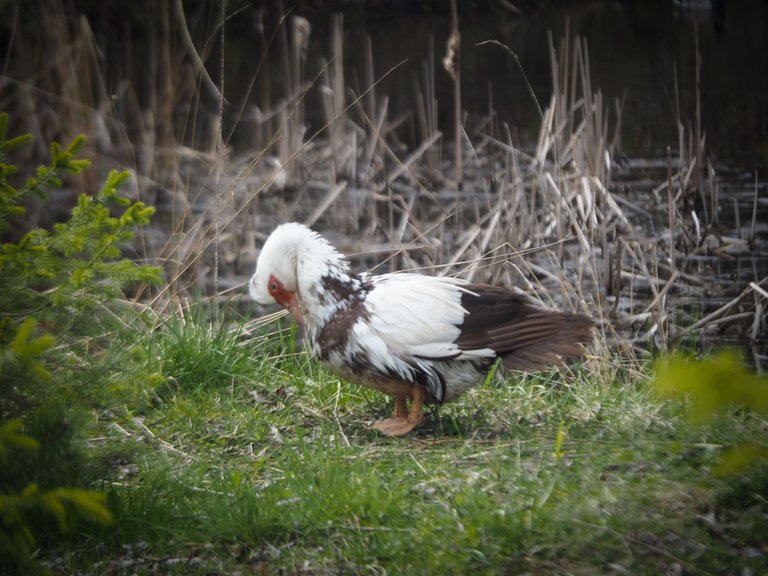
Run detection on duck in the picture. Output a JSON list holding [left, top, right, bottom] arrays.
[[249, 222, 593, 436]]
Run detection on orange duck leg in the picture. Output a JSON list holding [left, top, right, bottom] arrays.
[[372, 385, 426, 436]]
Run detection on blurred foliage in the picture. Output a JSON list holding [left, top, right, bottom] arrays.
[[654, 350, 768, 476], [0, 417, 113, 575]]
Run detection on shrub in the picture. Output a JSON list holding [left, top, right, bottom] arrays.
[[0, 112, 160, 573]]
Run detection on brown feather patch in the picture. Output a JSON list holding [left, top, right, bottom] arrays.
[[456, 284, 593, 371]]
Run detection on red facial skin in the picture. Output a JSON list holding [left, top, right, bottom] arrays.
[[267, 274, 304, 326]]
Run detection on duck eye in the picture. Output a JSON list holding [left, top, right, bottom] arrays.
[[269, 281, 278, 291]]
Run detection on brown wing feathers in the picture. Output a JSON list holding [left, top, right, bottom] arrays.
[[456, 284, 593, 371]]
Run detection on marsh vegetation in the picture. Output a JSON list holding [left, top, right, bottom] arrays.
[[1, 1, 766, 574]]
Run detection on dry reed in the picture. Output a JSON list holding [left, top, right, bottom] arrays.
[[3, 3, 764, 364]]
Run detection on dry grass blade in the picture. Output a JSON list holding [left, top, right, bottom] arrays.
[[683, 277, 768, 335], [304, 182, 348, 227], [376, 131, 442, 193], [475, 39, 543, 120]]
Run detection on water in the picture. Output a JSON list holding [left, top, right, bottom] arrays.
[[233, 0, 768, 168]]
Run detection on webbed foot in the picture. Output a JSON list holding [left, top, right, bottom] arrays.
[[372, 417, 418, 436]]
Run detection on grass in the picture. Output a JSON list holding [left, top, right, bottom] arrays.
[[36, 308, 768, 576]]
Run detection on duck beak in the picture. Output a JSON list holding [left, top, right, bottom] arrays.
[[284, 292, 304, 327]]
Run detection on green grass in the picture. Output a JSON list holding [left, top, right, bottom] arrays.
[[38, 311, 768, 575]]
